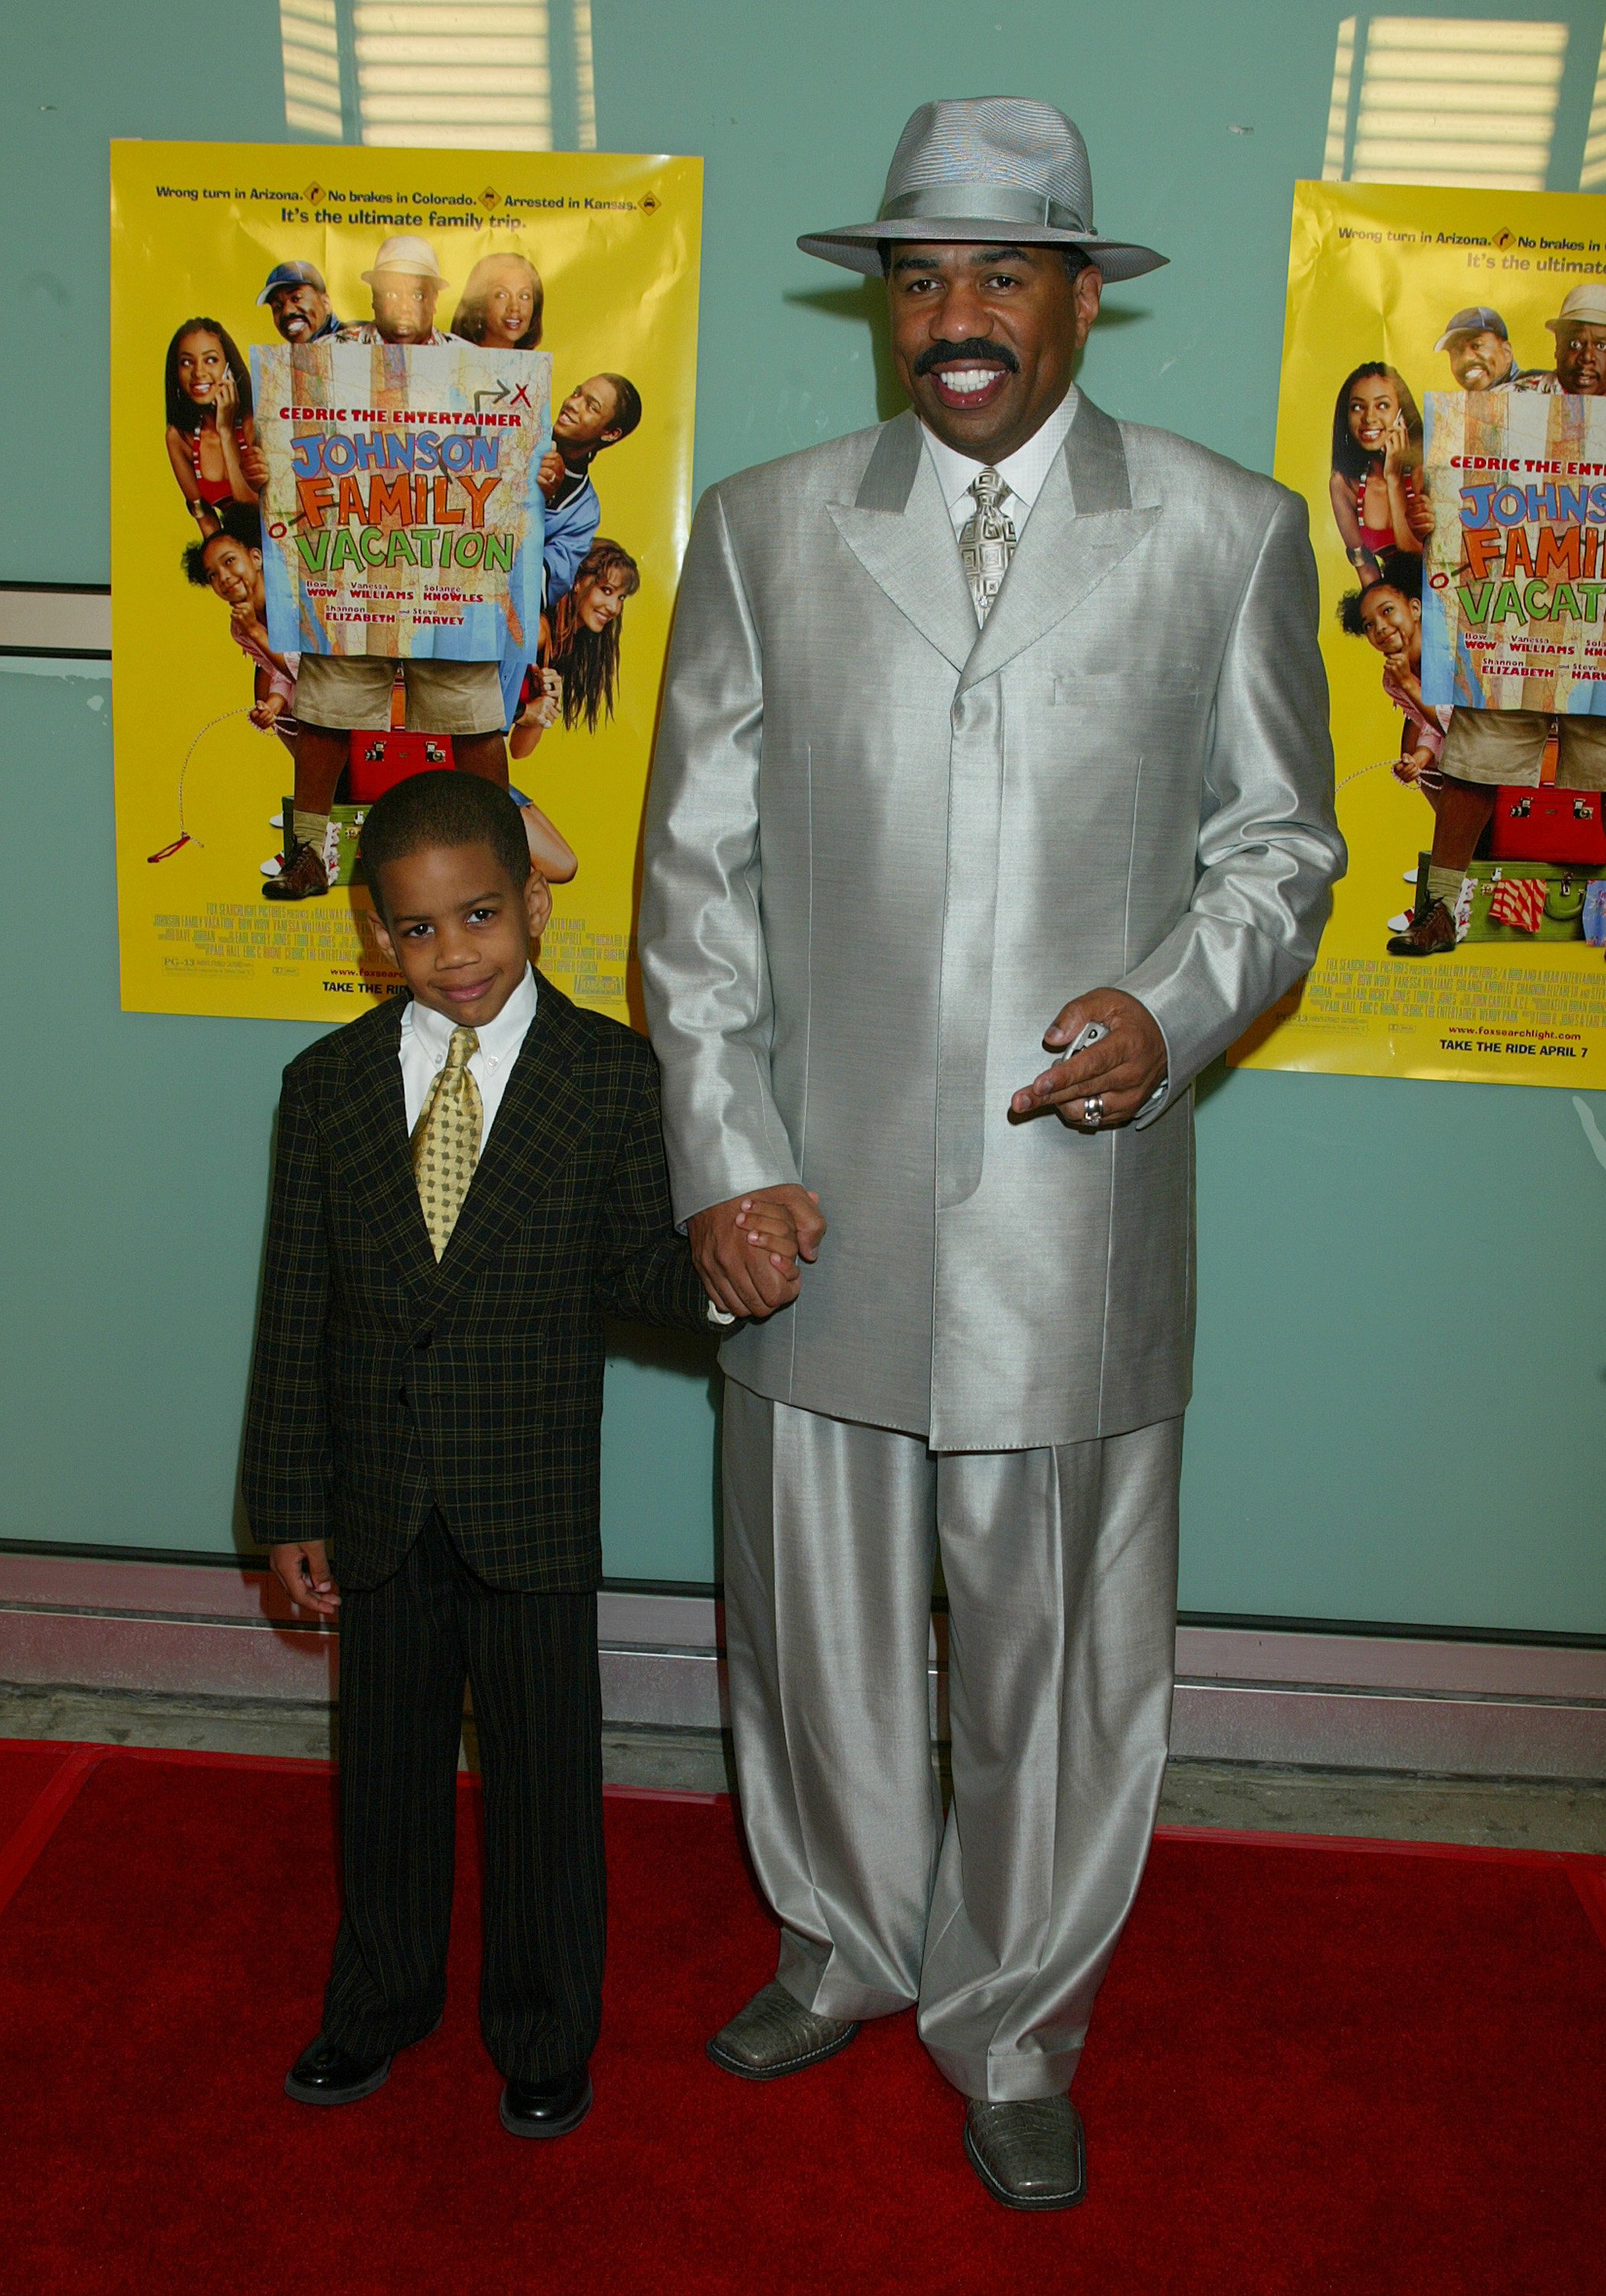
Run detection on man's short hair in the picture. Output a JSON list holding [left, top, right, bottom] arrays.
[[360, 771, 531, 912], [877, 240, 1093, 284], [598, 372, 643, 441]]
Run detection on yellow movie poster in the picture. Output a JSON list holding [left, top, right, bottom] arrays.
[[1238, 179, 1606, 1089], [109, 139, 701, 1025]]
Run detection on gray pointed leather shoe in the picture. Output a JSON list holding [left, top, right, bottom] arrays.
[[707, 1980, 860, 2080], [963, 2095, 1087, 2210]]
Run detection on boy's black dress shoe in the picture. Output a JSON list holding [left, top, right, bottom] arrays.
[[285, 2034, 393, 2106], [500, 2066, 593, 2139]]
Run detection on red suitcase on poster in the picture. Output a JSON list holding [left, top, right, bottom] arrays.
[[1489, 785, 1606, 866], [346, 729, 455, 803]]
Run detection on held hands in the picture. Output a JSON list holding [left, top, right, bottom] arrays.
[[250, 693, 286, 732], [1010, 988, 1168, 1131], [269, 1539, 341, 1619], [688, 1185, 825, 1321]]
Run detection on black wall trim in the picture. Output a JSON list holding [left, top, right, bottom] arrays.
[[0, 580, 112, 594], [0, 645, 112, 660]]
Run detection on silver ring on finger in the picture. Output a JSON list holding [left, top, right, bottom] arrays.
[[1082, 1094, 1105, 1131]]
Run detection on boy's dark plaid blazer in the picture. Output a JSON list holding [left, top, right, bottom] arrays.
[[243, 974, 711, 1593]]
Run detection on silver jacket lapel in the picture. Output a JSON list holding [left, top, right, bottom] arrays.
[[823, 399, 1160, 690], [959, 393, 1159, 693], [825, 412, 978, 672]]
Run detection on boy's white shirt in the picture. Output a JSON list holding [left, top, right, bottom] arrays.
[[399, 963, 538, 1140], [400, 963, 733, 1322]]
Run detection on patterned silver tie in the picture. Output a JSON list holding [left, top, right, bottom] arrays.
[[959, 467, 1017, 623]]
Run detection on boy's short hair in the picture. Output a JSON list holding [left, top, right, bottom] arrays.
[[360, 771, 531, 913]]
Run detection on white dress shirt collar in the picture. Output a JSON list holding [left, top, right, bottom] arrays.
[[922, 384, 1080, 534], [403, 962, 538, 1068], [398, 964, 540, 1142]]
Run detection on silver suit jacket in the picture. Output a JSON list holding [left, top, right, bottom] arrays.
[[639, 397, 1344, 1450]]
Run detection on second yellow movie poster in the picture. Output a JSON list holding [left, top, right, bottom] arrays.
[[1242, 178, 1606, 1091], [109, 139, 701, 1027]]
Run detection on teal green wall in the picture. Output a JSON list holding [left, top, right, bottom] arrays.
[[3, 0, 1604, 1629]]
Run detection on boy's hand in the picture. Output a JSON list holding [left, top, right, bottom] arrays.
[[688, 1186, 826, 1320], [270, 1541, 341, 1619], [735, 1190, 821, 1270]]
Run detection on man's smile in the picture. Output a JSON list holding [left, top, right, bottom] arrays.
[[929, 365, 1012, 409]]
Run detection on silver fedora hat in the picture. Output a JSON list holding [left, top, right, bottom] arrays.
[[798, 96, 1166, 282]]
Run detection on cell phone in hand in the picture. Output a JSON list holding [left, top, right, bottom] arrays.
[[1053, 1020, 1109, 1066]]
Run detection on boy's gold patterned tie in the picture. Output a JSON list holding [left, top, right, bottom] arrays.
[[958, 466, 1017, 622], [410, 1026, 482, 1260]]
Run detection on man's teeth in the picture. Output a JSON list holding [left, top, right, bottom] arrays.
[[938, 367, 1002, 393]]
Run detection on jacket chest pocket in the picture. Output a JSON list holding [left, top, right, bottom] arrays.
[[1049, 667, 1201, 707]]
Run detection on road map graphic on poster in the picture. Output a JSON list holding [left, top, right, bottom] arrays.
[[1422, 387, 1606, 713], [110, 140, 701, 1026], [253, 340, 549, 666], [1236, 178, 1606, 1091]]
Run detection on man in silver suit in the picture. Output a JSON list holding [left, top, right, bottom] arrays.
[[640, 97, 1343, 2210]]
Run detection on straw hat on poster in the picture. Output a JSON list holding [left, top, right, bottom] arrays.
[[361, 233, 451, 285], [1546, 283, 1606, 332]]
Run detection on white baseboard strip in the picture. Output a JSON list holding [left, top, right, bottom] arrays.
[[2, 1557, 1602, 1779], [0, 584, 112, 658]]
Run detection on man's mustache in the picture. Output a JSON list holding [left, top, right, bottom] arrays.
[[913, 339, 1020, 379]]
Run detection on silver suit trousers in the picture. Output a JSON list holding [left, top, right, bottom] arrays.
[[720, 1378, 1182, 2102]]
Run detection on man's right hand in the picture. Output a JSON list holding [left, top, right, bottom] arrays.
[[687, 1186, 826, 1321], [269, 1540, 341, 1619]]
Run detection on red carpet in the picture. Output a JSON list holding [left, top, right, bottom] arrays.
[[1, 1740, 1603, 2294], [0, 1740, 77, 1847]]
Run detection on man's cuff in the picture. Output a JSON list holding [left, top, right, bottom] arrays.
[[1131, 1072, 1171, 1130], [706, 1300, 737, 1328], [1131, 996, 1174, 1132]]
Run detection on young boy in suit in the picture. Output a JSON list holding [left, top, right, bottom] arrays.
[[243, 770, 756, 2138]]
